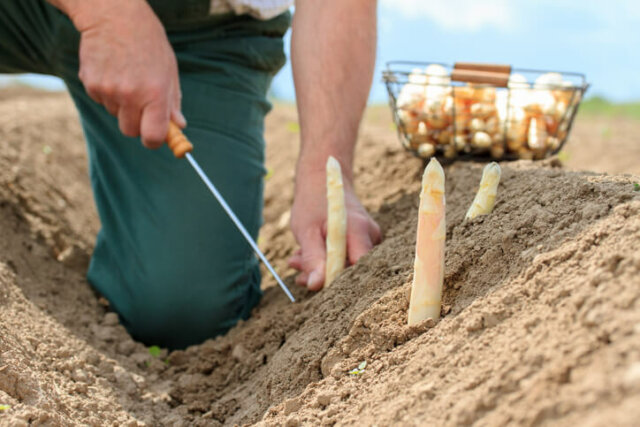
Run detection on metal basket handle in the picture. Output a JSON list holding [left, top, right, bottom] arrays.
[[451, 62, 512, 87]]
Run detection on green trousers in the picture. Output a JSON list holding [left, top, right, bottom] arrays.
[[0, 0, 290, 349]]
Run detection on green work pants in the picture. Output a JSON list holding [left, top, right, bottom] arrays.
[[0, 0, 290, 349]]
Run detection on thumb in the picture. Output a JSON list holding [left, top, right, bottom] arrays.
[[170, 83, 186, 128], [140, 99, 170, 149], [171, 109, 187, 129], [299, 226, 326, 291]]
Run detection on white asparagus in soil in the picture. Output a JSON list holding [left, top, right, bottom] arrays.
[[408, 158, 446, 325], [325, 156, 347, 287], [465, 162, 502, 220]]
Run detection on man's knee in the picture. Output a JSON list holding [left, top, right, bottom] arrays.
[[121, 265, 262, 350]]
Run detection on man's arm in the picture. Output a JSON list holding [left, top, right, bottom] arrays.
[[46, 0, 185, 146], [288, 0, 381, 290]]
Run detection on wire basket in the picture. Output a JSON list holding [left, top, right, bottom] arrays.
[[383, 62, 589, 161]]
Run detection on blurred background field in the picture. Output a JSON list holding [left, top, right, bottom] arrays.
[[579, 97, 640, 121]]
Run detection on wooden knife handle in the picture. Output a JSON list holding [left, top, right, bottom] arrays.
[[166, 121, 193, 158]]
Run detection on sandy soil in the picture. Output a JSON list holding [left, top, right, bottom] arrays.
[[0, 89, 639, 426]]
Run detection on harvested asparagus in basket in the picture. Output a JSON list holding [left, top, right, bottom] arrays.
[[466, 162, 502, 220], [385, 63, 587, 161], [408, 158, 446, 325], [325, 156, 347, 287]]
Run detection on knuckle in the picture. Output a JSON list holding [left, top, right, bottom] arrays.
[[78, 65, 93, 84], [83, 79, 100, 96], [146, 81, 167, 98], [117, 84, 137, 101], [99, 81, 116, 98]]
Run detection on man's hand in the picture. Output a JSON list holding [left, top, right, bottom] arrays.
[[288, 170, 381, 291], [288, 0, 379, 290], [49, 0, 185, 147]]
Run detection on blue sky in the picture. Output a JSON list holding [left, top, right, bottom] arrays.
[[2, 1, 638, 103], [273, 0, 640, 102]]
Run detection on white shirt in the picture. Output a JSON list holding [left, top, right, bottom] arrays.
[[209, 0, 293, 20]]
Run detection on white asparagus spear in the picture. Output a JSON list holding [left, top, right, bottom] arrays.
[[465, 162, 502, 220], [325, 156, 347, 287], [408, 158, 446, 325]]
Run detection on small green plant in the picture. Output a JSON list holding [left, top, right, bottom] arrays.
[[264, 168, 274, 180], [148, 346, 162, 358], [146, 346, 170, 366], [0, 404, 11, 411], [42, 145, 52, 155], [348, 361, 367, 376], [634, 182, 640, 192], [580, 96, 640, 121], [286, 122, 300, 133], [556, 150, 570, 164]]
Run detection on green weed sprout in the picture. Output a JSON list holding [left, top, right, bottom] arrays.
[[348, 361, 367, 376], [557, 151, 570, 163], [147, 345, 170, 366], [264, 168, 274, 180], [286, 122, 300, 133], [148, 346, 162, 358]]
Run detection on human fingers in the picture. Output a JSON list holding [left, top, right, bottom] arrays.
[[297, 226, 326, 291], [139, 97, 170, 149], [117, 104, 142, 138], [170, 73, 186, 129], [369, 218, 382, 245], [346, 214, 375, 265], [295, 272, 309, 287], [288, 250, 303, 271], [171, 109, 187, 129]]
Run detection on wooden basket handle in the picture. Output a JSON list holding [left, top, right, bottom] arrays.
[[454, 62, 512, 74]]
